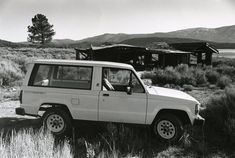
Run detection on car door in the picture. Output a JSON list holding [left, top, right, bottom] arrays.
[[98, 67, 147, 124]]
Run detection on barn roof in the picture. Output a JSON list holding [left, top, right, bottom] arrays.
[[91, 44, 147, 50], [75, 44, 190, 54], [75, 44, 147, 51], [149, 49, 191, 54], [170, 42, 219, 54]]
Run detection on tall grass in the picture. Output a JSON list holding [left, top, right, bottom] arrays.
[[0, 129, 73, 158], [82, 123, 146, 158]]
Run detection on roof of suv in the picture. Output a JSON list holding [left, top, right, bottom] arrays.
[[34, 59, 134, 69]]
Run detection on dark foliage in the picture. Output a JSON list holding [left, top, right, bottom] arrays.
[[205, 69, 220, 84], [216, 75, 232, 89], [27, 14, 55, 44], [201, 87, 235, 149]]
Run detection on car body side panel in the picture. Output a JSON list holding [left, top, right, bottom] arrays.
[[145, 95, 196, 125], [22, 86, 99, 120], [21, 66, 101, 120], [98, 91, 147, 124]]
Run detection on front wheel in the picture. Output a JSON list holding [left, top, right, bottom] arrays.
[[42, 108, 72, 135], [153, 114, 183, 142]]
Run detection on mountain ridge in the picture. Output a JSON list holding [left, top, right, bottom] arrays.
[[1, 25, 235, 48], [78, 25, 235, 44]]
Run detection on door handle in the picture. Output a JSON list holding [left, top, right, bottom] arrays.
[[103, 93, 109, 97]]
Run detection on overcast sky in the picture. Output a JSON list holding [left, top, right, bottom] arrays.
[[0, 0, 235, 42]]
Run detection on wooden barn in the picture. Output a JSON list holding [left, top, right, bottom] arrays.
[[170, 42, 219, 66], [76, 44, 150, 70], [75, 44, 191, 70], [75, 43, 219, 71]]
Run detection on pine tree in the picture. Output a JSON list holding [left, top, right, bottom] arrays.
[[27, 14, 55, 44]]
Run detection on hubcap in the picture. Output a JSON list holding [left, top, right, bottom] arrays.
[[156, 120, 176, 139], [46, 114, 65, 133]]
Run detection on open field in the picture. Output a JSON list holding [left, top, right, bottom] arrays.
[[0, 100, 214, 158], [1, 46, 235, 157], [0, 87, 234, 157]]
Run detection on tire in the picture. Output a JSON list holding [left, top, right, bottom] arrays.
[[152, 114, 183, 142], [42, 108, 72, 135]]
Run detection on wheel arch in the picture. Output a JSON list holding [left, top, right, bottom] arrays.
[[152, 109, 191, 126], [39, 103, 73, 119]]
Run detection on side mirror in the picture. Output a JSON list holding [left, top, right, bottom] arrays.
[[126, 86, 132, 95]]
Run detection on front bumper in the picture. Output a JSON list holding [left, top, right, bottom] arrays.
[[15, 107, 25, 115], [15, 107, 39, 117], [193, 115, 205, 126]]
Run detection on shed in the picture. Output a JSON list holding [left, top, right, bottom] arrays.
[[150, 49, 191, 67], [75, 44, 191, 70], [170, 42, 219, 65]]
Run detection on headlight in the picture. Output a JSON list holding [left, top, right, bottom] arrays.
[[195, 104, 200, 115]]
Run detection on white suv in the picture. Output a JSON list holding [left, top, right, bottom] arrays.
[[16, 59, 204, 141]]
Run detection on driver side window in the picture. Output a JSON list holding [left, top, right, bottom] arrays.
[[131, 73, 145, 93], [102, 68, 144, 93]]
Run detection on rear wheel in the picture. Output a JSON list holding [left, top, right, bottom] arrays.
[[42, 108, 72, 135], [153, 114, 183, 142]]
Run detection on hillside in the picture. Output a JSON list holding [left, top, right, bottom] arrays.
[[77, 33, 156, 44], [1, 25, 235, 48], [120, 37, 204, 47], [157, 25, 235, 43], [78, 25, 235, 44], [0, 39, 20, 47]]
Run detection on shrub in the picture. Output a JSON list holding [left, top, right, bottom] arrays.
[[149, 67, 182, 85], [11, 57, 33, 74], [201, 87, 235, 148], [213, 58, 235, 68], [205, 69, 220, 84], [179, 73, 195, 86], [183, 84, 194, 91], [216, 64, 235, 81], [149, 69, 164, 85], [140, 71, 155, 79], [191, 68, 207, 85], [142, 65, 208, 86], [163, 66, 181, 85], [216, 75, 232, 89], [0, 60, 23, 86], [175, 64, 189, 74], [176, 64, 195, 85]]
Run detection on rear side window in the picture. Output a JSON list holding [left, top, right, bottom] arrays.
[[29, 64, 93, 90]]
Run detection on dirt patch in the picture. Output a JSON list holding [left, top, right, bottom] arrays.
[[0, 100, 20, 118], [0, 100, 39, 131]]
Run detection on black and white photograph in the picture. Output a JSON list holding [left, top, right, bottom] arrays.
[[0, 0, 235, 157]]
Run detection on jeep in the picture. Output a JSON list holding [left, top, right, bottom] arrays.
[[16, 59, 204, 141]]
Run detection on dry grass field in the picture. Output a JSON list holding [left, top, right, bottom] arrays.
[[1, 47, 235, 157], [0, 88, 234, 158]]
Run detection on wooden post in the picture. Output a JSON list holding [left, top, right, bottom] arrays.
[[197, 53, 202, 65], [205, 52, 212, 65]]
